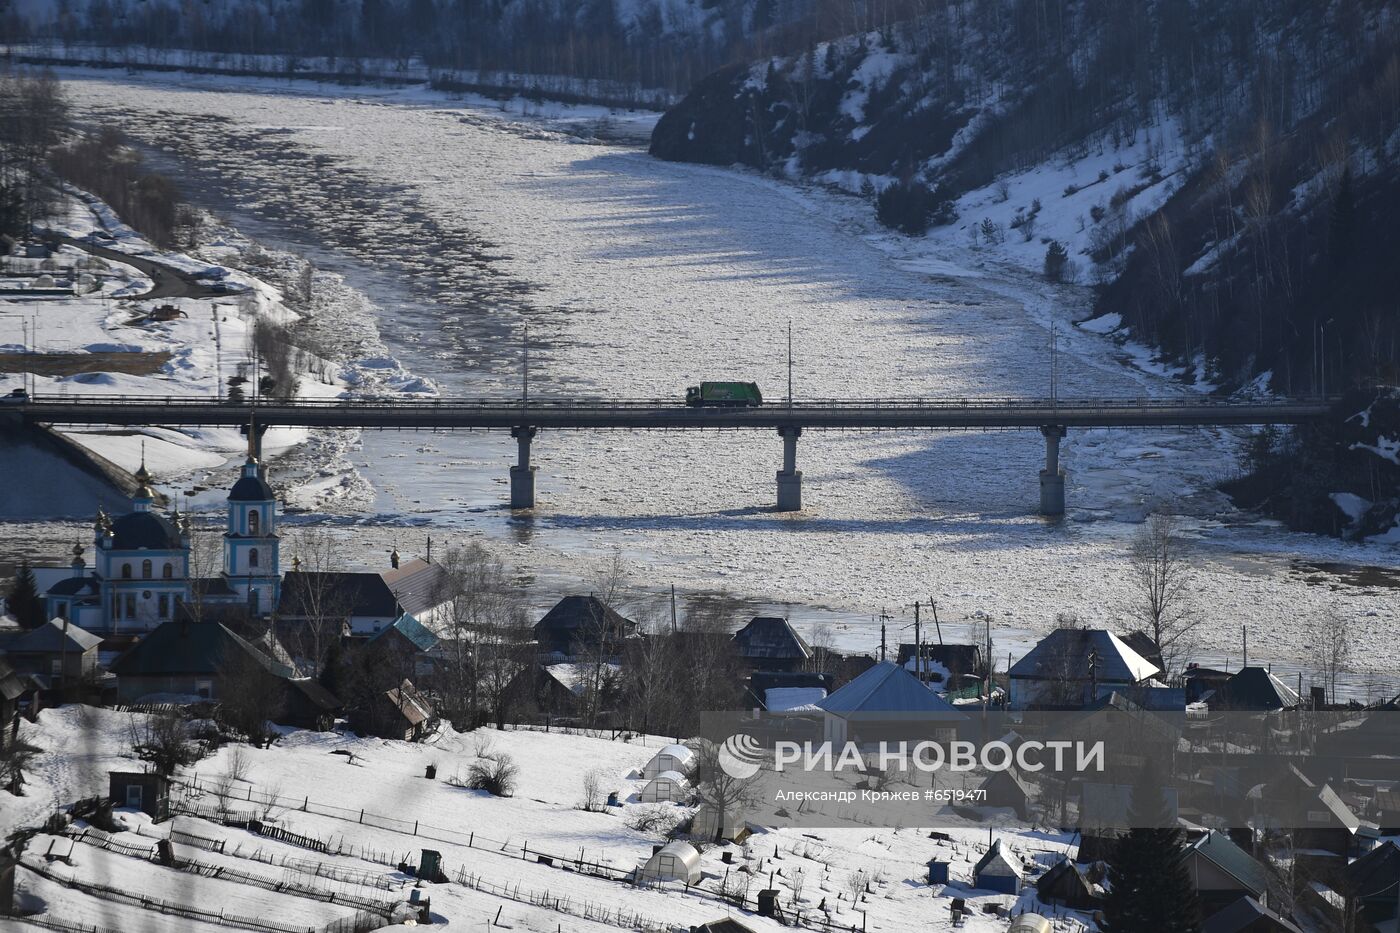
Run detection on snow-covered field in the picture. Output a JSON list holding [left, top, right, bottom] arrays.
[[7, 706, 1085, 933], [6, 68, 1396, 684]]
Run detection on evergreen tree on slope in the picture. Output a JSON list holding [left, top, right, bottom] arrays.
[[1102, 761, 1201, 933]]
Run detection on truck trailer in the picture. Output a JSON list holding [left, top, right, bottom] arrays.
[[685, 382, 763, 407]]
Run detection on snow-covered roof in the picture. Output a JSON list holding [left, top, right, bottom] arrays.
[[646, 841, 700, 870], [972, 839, 1022, 879], [546, 662, 622, 696], [764, 686, 826, 711], [648, 770, 688, 786], [816, 661, 961, 718]]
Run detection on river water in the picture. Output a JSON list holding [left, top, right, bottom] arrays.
[[23, 69, 1398, 691]]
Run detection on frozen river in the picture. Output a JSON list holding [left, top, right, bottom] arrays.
[[21, 69, 1398, 686]]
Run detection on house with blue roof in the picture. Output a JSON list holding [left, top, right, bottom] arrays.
[[366, 612, 439, 680], [815, 660, 964, 745]]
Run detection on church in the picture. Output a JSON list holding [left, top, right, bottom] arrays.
[[44, 443, 282, 635]]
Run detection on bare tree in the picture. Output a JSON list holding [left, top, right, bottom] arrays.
[[436, 541, 531, 729], [686, 739, 763, 844], [1312, 611, 1351, 706], [128, 710, 201, 777], [579, 766, 611, 812], [283, 528, 349, 677], [217, 647, 285, 747], [1126, 513, 1199, 679]]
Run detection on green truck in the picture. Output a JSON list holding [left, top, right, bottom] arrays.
[[685, 382, 763, 407]]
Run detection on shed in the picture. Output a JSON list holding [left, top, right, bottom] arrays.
[[644, 744, 694, 779], [972, 839, 1022, 894], [109, 771, 169, 820], [978, 766, 1036, 820], [639, 841, 701, 884], [1035, 857, 1098, 910], [640, 770, 689, 803], [927, 859, 950, 884]]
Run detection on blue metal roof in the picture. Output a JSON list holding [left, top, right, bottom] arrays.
[[816, 661, 961, 717], [369, 613, 437, 653]]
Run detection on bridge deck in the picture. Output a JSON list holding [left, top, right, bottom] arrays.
[[2, 395, 1336, 429]]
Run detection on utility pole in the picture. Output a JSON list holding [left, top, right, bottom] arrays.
[[929, 597, 944, 645], [670, 584, 677, 634], [1242, 625, 1248, 669], [787, 320, 793, 410], [914, 602, 922, 684], [879, 612, 887, 662]]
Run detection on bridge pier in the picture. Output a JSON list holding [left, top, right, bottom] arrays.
[[238, 422, 269, 459], [776, 426, 802, 511], [510, 426, 537, 509], [1039, 425, 1066, 516]]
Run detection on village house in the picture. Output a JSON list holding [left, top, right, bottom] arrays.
[[381, 553, 454, 629], [1008, 629, 1161, 710], [532, 595, 636, 659], [1216, 667, 1301, 711], [278, 570, 403, 637], [814, 660, 961, 745], [1200, 896, 1303, 933], [731, 616, 812, 672], [1341, 840, 1400, 930], [0, 617, 102, 685], [108, 617, 294, 702], [352, 679, 435, 741], [1184, 830, 1274, 917]]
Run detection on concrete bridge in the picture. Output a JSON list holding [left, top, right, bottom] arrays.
[[1, 394, 1336, 515]]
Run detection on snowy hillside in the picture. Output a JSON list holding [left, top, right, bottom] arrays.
[[5, 706, 1086, 933]]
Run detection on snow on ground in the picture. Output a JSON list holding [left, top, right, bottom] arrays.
[[6, 706, 1085, 932], [5, 68, 1394, 685]]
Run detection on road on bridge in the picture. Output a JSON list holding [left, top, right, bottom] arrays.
[[0, 394, 1336, 430]]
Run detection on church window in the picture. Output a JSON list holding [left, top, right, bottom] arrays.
[[124, 594, 136, 618], [142, 559, 152, 580], [121, 564, 132, 580], [158, 594, 169, 617], [163, 562, 173, 580], [248, 510, 260, 535], [249, 548, 260, 569]]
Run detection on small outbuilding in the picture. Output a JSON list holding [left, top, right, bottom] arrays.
[[644, 744, 694, 779], [731, 616, 812, 672], [639, 841, 701, 885], [1036, 857, 1098, 910], [640, 770, 689, 803], [972, 839, 1023, 895], [109, 771, 170, 820], [815, 660, 962, 745]]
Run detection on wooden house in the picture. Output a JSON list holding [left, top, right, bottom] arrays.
[[1035, 857, 1098, 910], [1200, 896, 1303, 933], [1184, 830, 1272, 917], [532, 596, 636, 658], [0, 618, 102, 685], [108, 618, 293, 703], [732, 617, 812, 672], [1008, 630, 1160, 710], [352, 679, 434, 741]]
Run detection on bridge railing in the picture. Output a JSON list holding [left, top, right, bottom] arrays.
[[10, 393, 1337, 410]]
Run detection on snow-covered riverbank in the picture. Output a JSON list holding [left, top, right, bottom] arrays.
[[10, 68, 1396, 685]]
